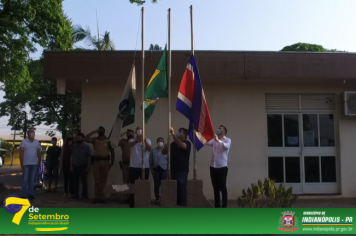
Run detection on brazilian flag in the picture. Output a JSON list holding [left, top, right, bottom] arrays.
[[143, 46, 168, 123]]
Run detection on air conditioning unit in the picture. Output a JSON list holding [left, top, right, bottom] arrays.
[[342, 91, 356, 116]]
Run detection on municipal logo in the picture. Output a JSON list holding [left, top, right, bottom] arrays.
[[278, 211, 299, 231]]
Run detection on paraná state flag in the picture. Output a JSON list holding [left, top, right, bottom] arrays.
[[109, 64, 136, 148], [143, 46, 168, 123], [176, 55, 214, 150]]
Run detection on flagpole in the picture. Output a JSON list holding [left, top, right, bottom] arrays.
[[190, 5, 197, 180], [141, 6, 145, 180], [167, 8, 171, 180]]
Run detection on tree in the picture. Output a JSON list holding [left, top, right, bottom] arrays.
[[72, 24, 115, 51], [28, 59, 81, 139], [0, 0, 73, 95], [149, 44, 162, 51], [0, 59, 81, 139], [281, 43, 340, 52], [0, 138, 14, 158], [130, 0, 158, 5]]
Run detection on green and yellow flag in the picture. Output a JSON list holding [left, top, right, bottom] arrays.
[[143, 46, 168, 123]]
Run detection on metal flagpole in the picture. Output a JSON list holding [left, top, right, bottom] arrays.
[[167, 8, 172, 180], [190, 5, 197, 180], [141, 7, 145, 180]]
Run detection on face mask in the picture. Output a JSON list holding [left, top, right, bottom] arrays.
[[216, 129, 222, 135], [29, 133, 35, 138], [127, 135, 134, 140], [98, 131, 104, 136], [52, 141, 57, 145], [176, 132, 181, 138], [157, 142, 164, 148], [136, 129, 143, 136]]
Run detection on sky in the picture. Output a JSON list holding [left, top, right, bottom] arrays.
[[1, 0, 356, 135]]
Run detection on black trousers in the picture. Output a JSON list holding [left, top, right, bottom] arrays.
[[62, 164, 73, 194], [73, 165, 88, 199], [210, 166, 228, 208], [128, 167, 149, 207]]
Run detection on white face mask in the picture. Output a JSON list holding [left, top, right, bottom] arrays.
[[157, 142, 163, 148], [29, 133, 35, 138], [136, 129, 143, 136]]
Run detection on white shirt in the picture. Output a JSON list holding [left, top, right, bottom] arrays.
[[129, 138, 151, 168], [20, 139, 42, 165], [206, 136, 231, 168]]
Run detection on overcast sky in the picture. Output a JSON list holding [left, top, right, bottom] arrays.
[[1, 0, 356, 135]]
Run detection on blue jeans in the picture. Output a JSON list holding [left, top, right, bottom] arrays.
[[21, 165, 37, 198], [153, 166, 167, 200], [172, 172, 188, 206]]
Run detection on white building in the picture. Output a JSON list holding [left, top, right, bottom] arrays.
[[44, 50, 356, 199]]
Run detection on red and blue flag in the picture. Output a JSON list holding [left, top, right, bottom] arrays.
[[176, 55, 214, 151]]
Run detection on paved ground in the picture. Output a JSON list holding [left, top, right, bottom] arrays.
[[1, 166, 355, 208], [0, 165, 22, 174], [1, 184, 356, 208]]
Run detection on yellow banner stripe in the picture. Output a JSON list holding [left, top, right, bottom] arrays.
[[35, 227, 68, 231], [302, 224, 353, 226], [147, 69, 160, 88]]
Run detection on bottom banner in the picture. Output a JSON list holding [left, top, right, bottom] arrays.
[[1, 197, 355, 234]]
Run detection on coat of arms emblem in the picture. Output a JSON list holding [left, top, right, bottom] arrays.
[[278, 211, 299, 231]]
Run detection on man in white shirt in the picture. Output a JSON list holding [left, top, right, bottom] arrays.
[[128, 126, 152, 207], [20, 129, 42, 199], [206, 125, 231, 208]]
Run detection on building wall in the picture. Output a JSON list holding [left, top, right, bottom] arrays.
[[81, 79, 356, 199]]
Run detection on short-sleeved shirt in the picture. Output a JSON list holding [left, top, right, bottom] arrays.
[[20, 139, 42, 166], [149, 148, 168, 170], [129, 138, 151, 168], [46, 146, 62, 167], [170, 140, 191, 173], [71, 143, 91, 166]]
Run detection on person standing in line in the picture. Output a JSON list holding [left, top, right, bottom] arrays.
[[71, 133, 91, 200], [149, 137, 167, 204], [85, 126, 115, 204], [128, 126, 152, 208], [162, 127, 191, 207], [118, 129, 134, 204], [46, 137, 61, 193], [20, 129, 42, 199], [206, 125, 231, 208], [60, 133, 74, 198]]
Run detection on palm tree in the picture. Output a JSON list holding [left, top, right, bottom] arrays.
[[72, 24, 115, 51]]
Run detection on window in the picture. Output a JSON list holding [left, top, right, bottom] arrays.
[[268, 157, 283, 183], [267, 114, 283, 147]]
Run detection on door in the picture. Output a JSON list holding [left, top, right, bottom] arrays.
[[302, 113, 337, 193], [266, 94, 338, 194]]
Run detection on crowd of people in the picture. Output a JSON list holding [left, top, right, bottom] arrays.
[[19, 124, 231, 208]]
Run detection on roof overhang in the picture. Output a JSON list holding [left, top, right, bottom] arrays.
[[43, 50, 356, 95]]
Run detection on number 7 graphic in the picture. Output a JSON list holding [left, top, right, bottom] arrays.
[[5, 197, 31, 225]]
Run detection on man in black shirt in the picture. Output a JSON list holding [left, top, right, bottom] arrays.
[[162, 127, 191, 206], [46, 137, 62, 192]]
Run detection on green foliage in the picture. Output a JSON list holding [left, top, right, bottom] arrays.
[[130, 0, 158, 5], [237, 178, 297, 208], [0, 0, 73, 95], [0, 59, 81, 139], [149, 44, 162, 51], [280, 42, 344, 52], [28, 59, 81, 139], [0, 138, 14, 157], [72, 24, 115, 51]]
